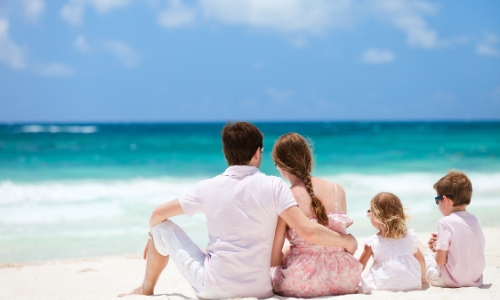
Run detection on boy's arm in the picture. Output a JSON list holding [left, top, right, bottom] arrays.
[[270, 217, 287, 267], [358, 244, 372, 271], [435, 250, 447, 266], [279, 206, 358, 254]]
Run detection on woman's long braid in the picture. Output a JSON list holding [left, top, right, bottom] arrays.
[[301, 173, 329, 226], [272, 132, 329, 226]]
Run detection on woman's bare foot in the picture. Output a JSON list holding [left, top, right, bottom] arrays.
[[118, 286, 153, 297]]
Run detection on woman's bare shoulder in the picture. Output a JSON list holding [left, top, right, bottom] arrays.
[[311, 177, 344, 193], [311, 177, 347, 211]]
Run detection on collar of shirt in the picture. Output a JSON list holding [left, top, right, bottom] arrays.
[[222, 165, 260, 178]]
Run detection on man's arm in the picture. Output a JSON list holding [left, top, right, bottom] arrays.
[[149, 199, 185, 228], [279, 206, 357, 254]]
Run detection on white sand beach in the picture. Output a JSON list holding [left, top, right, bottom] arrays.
[[1, 227, 498, 300]]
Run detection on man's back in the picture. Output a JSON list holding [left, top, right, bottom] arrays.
[[179, 165, 296, 298]]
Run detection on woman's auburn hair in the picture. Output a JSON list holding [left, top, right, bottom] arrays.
[[272, 132, 329, 226], [370, 192, 408, 239]]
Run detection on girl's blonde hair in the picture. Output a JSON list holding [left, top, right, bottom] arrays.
[[370, 192, 408, 239], [272, 133, 329, 226]]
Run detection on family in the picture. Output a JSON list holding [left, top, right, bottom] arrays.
[[119, 121, 485, 299]]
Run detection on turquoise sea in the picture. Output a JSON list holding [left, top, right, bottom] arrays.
[[1, 122, 499, 264]]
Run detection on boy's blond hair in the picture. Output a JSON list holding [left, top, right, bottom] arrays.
[[433, 170, 472, 207], [370, 192, 408, 239]]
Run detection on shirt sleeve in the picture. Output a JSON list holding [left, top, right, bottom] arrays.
[[407, 229, 418, 253], [363, 235, 378, 256], [435, 218, 452, 251], [178, 181, 205, 217], [273, 177, 297, 214]]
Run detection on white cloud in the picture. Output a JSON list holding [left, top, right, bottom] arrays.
[[360, 48, 395, 64], [368, 0, 449, 49], [158, 0, 196, 28], [103, 40, 141, 67], [154, 0, 453, 50], [37, 62, 75, 77], [61, 0, 86, 25], [198, 0, 354, 35], [267, 88, 294, 104], [74, 35, 90, 53], [0, 19, 27, 69], [21, 0, 45, 21], [88, 0, 131, 14], [476, 33, 500, 57], [61, 0, 131, 25]]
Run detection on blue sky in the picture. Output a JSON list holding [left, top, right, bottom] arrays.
[[1, 0, 499, 122]]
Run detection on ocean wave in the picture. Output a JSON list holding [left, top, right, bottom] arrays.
[[0, 202, 124, 224], [0, 178, 199, 205], [19, 125, 98, 134], [1, 173, 498, 225]]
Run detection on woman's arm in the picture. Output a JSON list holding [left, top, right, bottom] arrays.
[[358, 244, 372, 271], [271, 217, 288, 267]]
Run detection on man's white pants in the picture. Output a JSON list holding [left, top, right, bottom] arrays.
[[151, 220, 236, 299]]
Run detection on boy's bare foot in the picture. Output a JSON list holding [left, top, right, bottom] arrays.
[[118, 286, 153, 297]]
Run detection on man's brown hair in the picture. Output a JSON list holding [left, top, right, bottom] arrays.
[[433, 170, 473, 206], [222, 121, 263, 166]]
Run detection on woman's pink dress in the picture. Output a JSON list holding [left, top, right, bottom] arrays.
[[271, 212, 362, 297]]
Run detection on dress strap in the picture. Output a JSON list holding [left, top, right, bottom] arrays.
[[333, 182, 338, 213]]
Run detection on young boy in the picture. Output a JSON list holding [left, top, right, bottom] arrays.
[[423, 170, 485, 288]]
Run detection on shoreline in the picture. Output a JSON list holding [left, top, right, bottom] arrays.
[[1, 227, 498, 299]]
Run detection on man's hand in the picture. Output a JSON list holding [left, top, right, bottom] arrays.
[[345, 234, 358, 255], [428, 233, 437, 252]]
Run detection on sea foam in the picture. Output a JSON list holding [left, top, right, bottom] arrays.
[[19, 125, 98, 134]]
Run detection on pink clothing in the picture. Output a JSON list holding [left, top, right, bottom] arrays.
[[272, 213, 362, 297], [435, 211, 485, 288], [179, 166, 297, 298]]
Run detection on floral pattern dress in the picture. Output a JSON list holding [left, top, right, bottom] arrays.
[[271, 212, 362, 297]]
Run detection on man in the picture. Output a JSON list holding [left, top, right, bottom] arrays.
[[119, 122, 357, 299]]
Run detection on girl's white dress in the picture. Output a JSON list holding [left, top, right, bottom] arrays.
[[361, 229, 421, 291]]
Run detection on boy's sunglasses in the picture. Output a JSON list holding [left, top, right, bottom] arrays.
[[434, 194, 453, 205]]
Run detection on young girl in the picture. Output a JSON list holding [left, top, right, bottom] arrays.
[[359, 192, 426, 292], [271, 133, 362, 297]]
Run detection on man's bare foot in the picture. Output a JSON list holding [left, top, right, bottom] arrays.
[[118, 286, 153, 297]]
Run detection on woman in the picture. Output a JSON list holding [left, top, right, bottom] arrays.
[[270, 133, 362, 297]]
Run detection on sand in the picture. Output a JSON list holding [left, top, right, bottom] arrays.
[[1, 227, 498, 300]]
